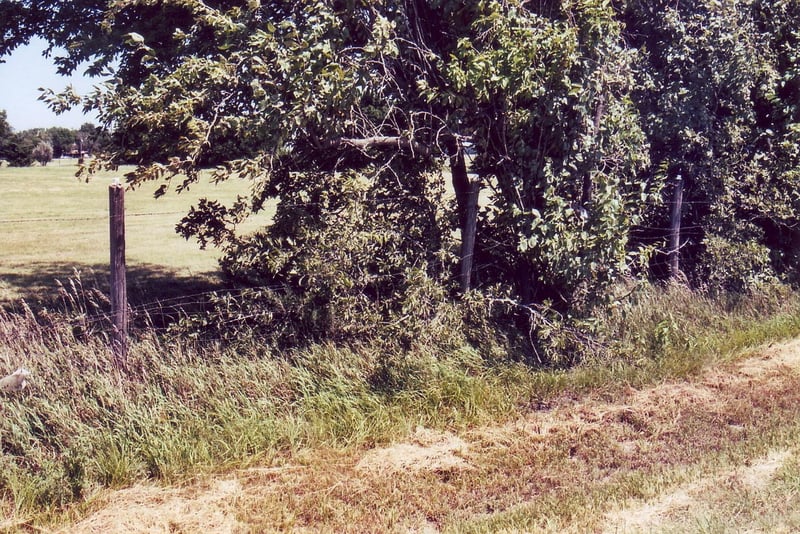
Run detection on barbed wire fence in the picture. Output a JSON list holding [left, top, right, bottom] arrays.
[[0, 184, 706, 348]]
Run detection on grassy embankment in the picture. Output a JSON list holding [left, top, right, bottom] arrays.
[[2, 163, 800, 530]]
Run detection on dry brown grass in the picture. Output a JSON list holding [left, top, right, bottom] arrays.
[[605, 448, 792, 532], [59, 479, 244, 534], [46, 339, 800, 533]]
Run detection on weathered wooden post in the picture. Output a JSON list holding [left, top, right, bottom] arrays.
[[109, 178, 128, 366], [460, 177, 480, 293], [668, 175, 684, 280], [449, 140, 481, 293]]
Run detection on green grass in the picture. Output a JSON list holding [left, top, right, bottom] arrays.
[[1, 281, 800, 529], [0, 160, 266, 304]]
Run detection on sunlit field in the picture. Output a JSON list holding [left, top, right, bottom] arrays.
[[0, 159, 267, 304]]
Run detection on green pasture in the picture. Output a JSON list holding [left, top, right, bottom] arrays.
[[0, 160, 264, 305]]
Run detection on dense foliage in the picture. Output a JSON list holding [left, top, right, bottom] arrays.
[[2, 0, 799, 352], [622, 0, 800, 290]]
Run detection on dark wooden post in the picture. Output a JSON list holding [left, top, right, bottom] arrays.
[[109, 180, 128, 365], [449, 143, 480, 293], [459, 178, 480, 293], [668, 175, 683, 279]]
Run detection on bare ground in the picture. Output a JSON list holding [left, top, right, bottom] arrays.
[[46, 339, 800, 533]]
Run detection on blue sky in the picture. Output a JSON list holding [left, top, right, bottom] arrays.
[[0, 38, 100, 132]]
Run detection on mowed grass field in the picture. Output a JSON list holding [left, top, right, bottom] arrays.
[[0, 160, 265, 305]]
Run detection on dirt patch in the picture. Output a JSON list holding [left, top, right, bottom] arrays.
[[497, 337, 800, 447], [355, 426, 470, 475], [737, 449, 791, 490], [62, 478, 244, 534], [595, 342, 800, 533]]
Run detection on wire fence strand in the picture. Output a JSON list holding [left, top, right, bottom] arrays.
[[0, 210, 191, 225]]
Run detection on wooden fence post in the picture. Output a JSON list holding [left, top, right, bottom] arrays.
[[449, 140, 481, 293], [668, 175, 684, 280], [459, 178, 480, 293], [109, 179, 128, 366]]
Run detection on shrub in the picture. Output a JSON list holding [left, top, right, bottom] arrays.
[[177, 166, 460, 347], [31, 141, 54, 167], [699, 234, 778, 293]]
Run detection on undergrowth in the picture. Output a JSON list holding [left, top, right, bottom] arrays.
[[1, 281, 800, 521]]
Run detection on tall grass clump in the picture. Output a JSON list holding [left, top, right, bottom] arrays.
[[591, 280, 800, 381], [0, 299, 517, 519], [2, 278, 800, 520]]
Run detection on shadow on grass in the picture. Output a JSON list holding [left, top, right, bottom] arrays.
[[0, 261, 229, 327]]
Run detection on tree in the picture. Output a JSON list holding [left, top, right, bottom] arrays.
[[742, 0, 800, 285], [0, 110, 14, 162], [77, 122, 104, 155], [442, 2, 652, 306], [621, 0, 800, 290], [3, 129, 38, 166], [45, 127, 76, 159], [31, 140, 53, 165], [1, 0, 656, 345]]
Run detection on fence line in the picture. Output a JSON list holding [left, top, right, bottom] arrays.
[[0, 211, 189, 225]]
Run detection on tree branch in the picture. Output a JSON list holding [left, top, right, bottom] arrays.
[[328, 136, 433, 157]]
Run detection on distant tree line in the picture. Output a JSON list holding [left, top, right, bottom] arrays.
[[0, 111, 109, 166]]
